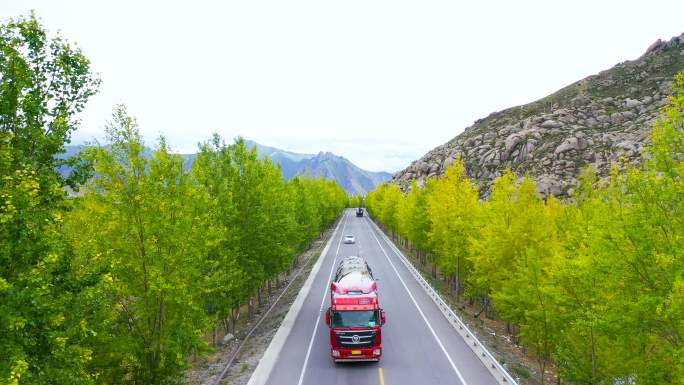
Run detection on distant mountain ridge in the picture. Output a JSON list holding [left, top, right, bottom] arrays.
[[60, 140, 390, 195], [242, 140, 315, 179], [241, 140, 391, 195]]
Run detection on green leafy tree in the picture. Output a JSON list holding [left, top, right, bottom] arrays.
[[470, 175, 563, 383], [190, 134, 247, 337], [367, 183, 402, 237], [427, 160, 480, 297], [290, 177, 322, 249], [348, 195, 364, 208], [551, 169, 634, 384], [228, 138, 295, 307], [591, 74, 684, 384], [0, 14, 102, 385], [400, 180, 432, 255], [67, 107, 212, 385]]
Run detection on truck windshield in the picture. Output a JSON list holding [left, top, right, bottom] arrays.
[[331, 310, 379, 328]]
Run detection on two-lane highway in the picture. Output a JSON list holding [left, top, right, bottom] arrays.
[[258, 209, 499, 385]]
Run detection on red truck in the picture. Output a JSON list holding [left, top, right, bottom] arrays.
[[325, 256, 386, 362]]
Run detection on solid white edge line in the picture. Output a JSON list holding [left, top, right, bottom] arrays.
[[295, 211, 349, 385], [246, 211, 347, 385], [213, 227, 325, 385], [368, 217, 517, 385], [365, 219, 470, 385]]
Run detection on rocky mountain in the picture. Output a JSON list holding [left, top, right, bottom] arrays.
[[392, 33, 684, 197], [60, 141, 390, 195], [243, 140, 314, 180], [292, 151, 391, 196], [242, 140, 391, 195]]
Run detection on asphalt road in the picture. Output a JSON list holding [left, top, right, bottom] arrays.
[[263, 209, 498, 385]]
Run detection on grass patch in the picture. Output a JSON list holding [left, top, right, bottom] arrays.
[[512, 363, 532, 380]]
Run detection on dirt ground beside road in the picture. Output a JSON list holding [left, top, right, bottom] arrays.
[[186, 221, 338, 385]]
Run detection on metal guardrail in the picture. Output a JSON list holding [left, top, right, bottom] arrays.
[[368, 217, 519, 385]]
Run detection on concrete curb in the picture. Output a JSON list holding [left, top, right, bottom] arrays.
[[246, 215, 344, 385], [367, 217, 519, 385]]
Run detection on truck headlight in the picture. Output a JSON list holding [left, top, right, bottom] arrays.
[[332, 350, 340, 357], [373, 349, 381, 356]]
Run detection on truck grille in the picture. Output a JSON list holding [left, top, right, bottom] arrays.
[[335, 329, 376, 348]]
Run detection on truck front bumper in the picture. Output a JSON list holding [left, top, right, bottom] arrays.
[[331, 347, 381, 362]]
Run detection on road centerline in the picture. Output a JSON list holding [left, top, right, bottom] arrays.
[[364, 218, 470, 385], [378, 367, 386, 385], [296, 211, 350, 385]]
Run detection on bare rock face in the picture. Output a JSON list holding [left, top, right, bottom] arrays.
[[555, 136, 589, 155], [392, 33, 684, 198]]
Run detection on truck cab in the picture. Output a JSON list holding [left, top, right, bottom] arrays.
[[325, 256, 386, 362]]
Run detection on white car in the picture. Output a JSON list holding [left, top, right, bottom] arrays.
[[343, 235, 355, 244]]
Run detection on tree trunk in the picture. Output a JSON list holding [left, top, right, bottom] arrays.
[[474, 300, 488, 318], [590, 326, 597, 381], [456, 255, 461, 299], [257, 287, 262, 307], [230, 306, 240, 334], [248, 298, 253, 319]]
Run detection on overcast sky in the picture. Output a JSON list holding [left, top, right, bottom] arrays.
[[2, 1, 683, 172]]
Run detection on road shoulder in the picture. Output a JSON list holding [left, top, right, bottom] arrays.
[[185, 216, 344, 385], [245, 214, 344, 385]]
